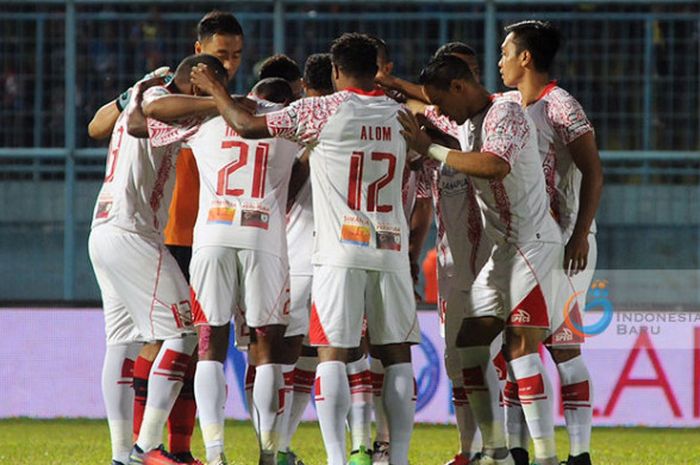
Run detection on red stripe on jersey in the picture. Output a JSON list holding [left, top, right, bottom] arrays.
[[508, 285, 549, 328], [190, 287, 208, 326]]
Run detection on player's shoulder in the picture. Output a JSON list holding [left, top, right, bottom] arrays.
[[542, 85, 584, 113], [487, 96, 527, 123], [493, 90, 522, 105]]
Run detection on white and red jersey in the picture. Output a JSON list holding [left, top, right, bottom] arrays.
[[266, 88, 409, 272], [504, 84, 596, 241], [187, 99, 300, 259], [90, 86, 198, 239], [461, 97, 561, 246], [286, 165, 314, 276], [421, 107, 488, 279]]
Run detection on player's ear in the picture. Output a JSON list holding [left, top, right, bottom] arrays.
[[386, 62, 394, 75], [450, 79, 464, 95], [520, 49, 532, 69], [194, 41, 203, 54], [332, 63, 340, 81]]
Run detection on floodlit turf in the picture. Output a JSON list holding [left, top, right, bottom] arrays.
[[0, 419, 699, 465]]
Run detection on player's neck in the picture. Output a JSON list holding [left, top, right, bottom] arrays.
[[336, 77, 376, 93], [518, 72, 552, 107]]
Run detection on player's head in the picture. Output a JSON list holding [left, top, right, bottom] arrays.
[[419, 54, 478, 125], [368, 35, 394, 76], [195, 10, 244, 81], [499, 20, 561, 87], [258, 54, 303, 100], [252, 77, 294, 105], [329, 33, 378, 89], [174, 54, 227, 96], [434, 42, 480, 82], [303, 53, 334, 97]]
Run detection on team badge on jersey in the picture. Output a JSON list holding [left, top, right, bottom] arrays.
[[340, 216, 371, 247], [95, 195, 113, 219], [241, 203, 271, 230], [207, 200, 236, 225], [376, 224, 401, 251]]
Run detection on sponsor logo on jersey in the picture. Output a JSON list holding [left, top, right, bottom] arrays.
[[241, 207, 270, 230], [95, 199, 113, 219], [554, 327, 575, 342], [376, 229, 401, 251], [340, 217, 371, 247], [207, 200, 236, 225], [510, 308, 531, 324]]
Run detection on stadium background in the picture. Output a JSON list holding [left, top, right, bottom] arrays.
[[1, 0, 700, 440]]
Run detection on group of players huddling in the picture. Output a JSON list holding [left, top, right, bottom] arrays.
[[87, 9, 602, 465]]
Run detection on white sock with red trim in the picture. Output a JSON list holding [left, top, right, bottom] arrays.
[[346, 355, 372, 450], [369, 357, 390, 443], [504, 363, 530, 451], [137, 335, 197, 452], [557, 355, 593, 456], [195, 360, 227, 462], [278, 364, 295, 452], [383, 363, 415, 465], [458, 346, 507, 455], [451, 382, 481, 457], [282, 356, 317, 450], [509, 353, 556, 462], [315, 361, 351, 465], [102, 342, 141, 464], [252, 363, 284, 455]]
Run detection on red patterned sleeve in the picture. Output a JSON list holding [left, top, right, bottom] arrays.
[[143, 87, 201, 147], [480, 101, 531, 166], [265, 92, 349, 145], [424, 105, 460, 138], [546, 91, 594, 145]]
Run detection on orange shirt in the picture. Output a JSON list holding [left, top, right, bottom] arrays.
[[164, 147, 199, 247], [422, 247, 438, 305]]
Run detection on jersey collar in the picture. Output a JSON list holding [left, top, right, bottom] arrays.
[[535, 80, 558, 102], [345, 87, 386, 97]]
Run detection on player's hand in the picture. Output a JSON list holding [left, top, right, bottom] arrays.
[[375, 68, 394, 89], [564, 232, 589, 276], [190, 64, 223, 96], [398, 109, 432, 155], [143, 66, 171, 81]]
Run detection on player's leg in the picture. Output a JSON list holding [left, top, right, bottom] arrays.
[[365, 268, 421, 465], [369, 347, 390, 465], [346, 344, 372, 465], [190, 246, 239, 464], [503, 242, 563, 465], [241, 249, 291, 465], [278, 273, 312, 464], [285, 345, 318, 460], [165, 243, 199, 464], [310, 265, 367, 465], [455, 254, 510, 463], [132, 342, 161, 442]]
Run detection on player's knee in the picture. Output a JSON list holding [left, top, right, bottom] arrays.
[[504, 327, 545, 359], [456, 317, 503, 347], [196, 324, 230, 362], [375, 343, 412, 367], [139, 341, 163, 362], [548, 345, 581, 364], [251, 324, 287, 364]]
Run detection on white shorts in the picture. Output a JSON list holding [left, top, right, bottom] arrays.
[[190, 246, 290, 347], [88, 226, 193, 345], [546, 233, 598, 347], [309, 265, 420, 348], [468, 241, 562, 329], [286, 274, 312, 339]]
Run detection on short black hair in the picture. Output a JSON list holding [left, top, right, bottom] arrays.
[[419, 54, 476, 91], [197, 10, 244, 42], [258, 54, 302, 82], [433, 42, 476, 59], [330, 33, 378, 80], [303, 53, 333, 93], [368, 34, 390, 63], [252, 77, 294, 104], [175, 54, 227, 85], [504, 20, 561, 73]]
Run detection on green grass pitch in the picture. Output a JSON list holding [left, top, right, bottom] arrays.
[[1, 419, 699, 464]]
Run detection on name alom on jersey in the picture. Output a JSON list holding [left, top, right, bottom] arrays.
[[360, 125, 392, 141]]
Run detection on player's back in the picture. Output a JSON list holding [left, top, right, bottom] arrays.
[[91, 110, 179, 239], [188, 101, 299, 260], [309, 91, 408, 271]]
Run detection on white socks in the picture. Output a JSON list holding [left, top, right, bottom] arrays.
[[346, 356, 372, 450], [102, 342, 141, 464], [383, 363, 415, 465], [137, 335, 197, 452], [278, 364, 296, 451], [452, 383, 481, 456], [504, 364, 531, 451], [315, 361, 351, 465], [557, 355, 593, 457], [195, 360, 227, 462], [458, 346, 507, 453], [282, 356, 318, 451], [369, 357, 390, 443], [509, 353, 556, 461], [253, 363, 285, 455]]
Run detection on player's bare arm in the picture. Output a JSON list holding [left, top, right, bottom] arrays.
[[376, 72, 429, 104], [142, 94, 218, 122], [126, 76, 171, 138], [565, 131, 603, 274], [398, 109, 509, 180], [190, 64, 271, 139], [286, 150, 311, 212]]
